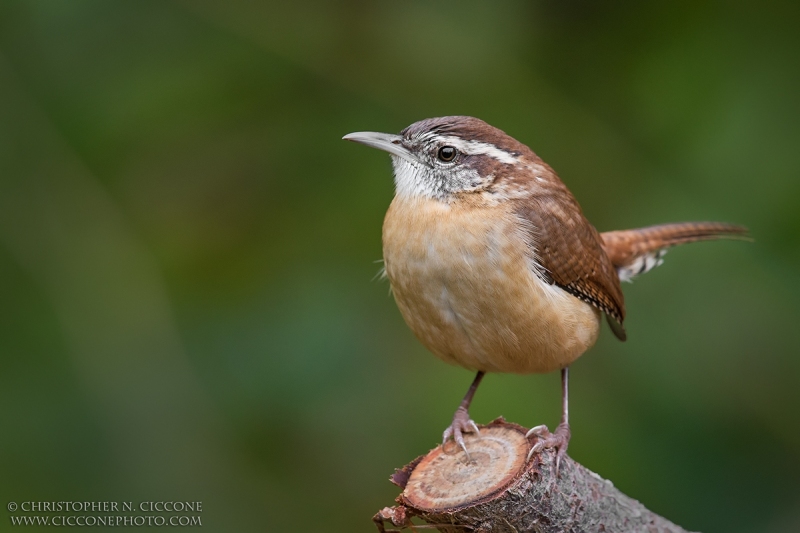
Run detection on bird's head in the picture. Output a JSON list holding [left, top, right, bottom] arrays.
[[344, 116, 536, 202]]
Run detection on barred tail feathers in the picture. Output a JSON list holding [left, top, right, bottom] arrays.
[[600, 222, 749, 282]]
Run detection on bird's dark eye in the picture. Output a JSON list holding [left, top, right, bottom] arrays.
[[437, 146, 457, 162]]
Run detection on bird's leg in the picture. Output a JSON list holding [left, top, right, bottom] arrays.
[[526, 367, 572, 475], [442, 371, 485, 458]]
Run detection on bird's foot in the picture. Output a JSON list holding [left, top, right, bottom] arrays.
[[525, 422, 571, 476], [442, 406, 480, 460]]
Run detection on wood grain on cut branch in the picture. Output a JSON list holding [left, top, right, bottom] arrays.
[[374, 419, 695, 533]]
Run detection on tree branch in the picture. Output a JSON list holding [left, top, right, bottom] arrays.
[[374, 419, 695, 533]]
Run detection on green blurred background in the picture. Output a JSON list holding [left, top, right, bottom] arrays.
[[1, 1, 799, 531]]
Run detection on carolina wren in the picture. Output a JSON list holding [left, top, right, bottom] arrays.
[[344, 116, 746, 468]]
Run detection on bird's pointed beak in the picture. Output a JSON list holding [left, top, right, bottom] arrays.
[[342, 131, 418, 164]]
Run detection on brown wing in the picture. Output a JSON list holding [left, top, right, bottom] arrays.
[[513, 179, 627, 341]]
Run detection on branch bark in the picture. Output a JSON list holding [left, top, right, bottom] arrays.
[[374, 419, 695, 533]]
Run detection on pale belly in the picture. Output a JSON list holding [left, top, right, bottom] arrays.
[[382, 197, 601, 374]]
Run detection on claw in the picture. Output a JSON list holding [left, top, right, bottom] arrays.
[[526, 441, 545, 461], [525, 422, 571, 477], [442, 426, 453, 442], [526, 424, 548, 438], [456, 437, 472, 462], [442, 406, 480, 459]]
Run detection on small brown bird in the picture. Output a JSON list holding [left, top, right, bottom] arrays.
[[344, 116, 746, 469]]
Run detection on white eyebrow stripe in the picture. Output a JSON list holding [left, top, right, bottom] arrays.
[[435, 136, 519, 165]]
